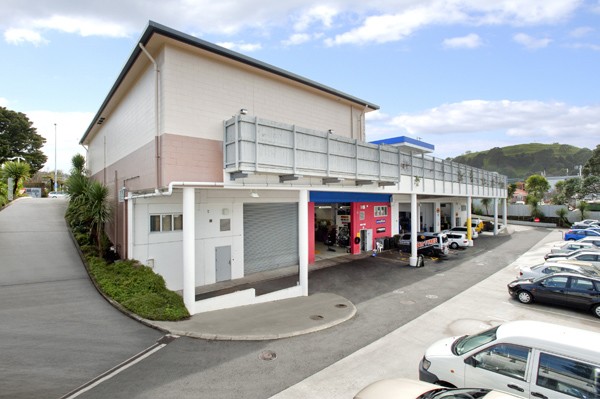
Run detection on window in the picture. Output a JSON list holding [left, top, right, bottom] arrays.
[[570, 277, 595, 291], [542, 276, 569, 288], [453, 326, 499, 355], [374, 206, 388, 217], [150, 214, 183, 232], [536, 353, 600, 398], [471, 344, 530, 380]]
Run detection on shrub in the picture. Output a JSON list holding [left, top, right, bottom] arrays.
[[86, 257, 189, 321]]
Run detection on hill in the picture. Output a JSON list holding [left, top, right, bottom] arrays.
[[450, 143, 592, 179]]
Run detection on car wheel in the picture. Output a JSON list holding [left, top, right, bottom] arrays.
[[517, 290, 533, 304], [593, 305, 600, 319], [450, 242, 458, 249]]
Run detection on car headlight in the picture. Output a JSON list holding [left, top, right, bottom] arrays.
[[422, 357, 431, 370]]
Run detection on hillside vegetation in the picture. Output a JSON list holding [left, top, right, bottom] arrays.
[[451, 143, 592, 179]]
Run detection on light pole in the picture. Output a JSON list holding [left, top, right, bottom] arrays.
[[54, 123, 58, 192]]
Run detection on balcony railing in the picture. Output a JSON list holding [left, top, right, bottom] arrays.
[[224, 115, 507, 197]]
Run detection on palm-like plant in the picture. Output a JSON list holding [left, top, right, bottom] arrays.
[[70, 154, 86, 175], [480, 198, 491, 216], [1, 161, 30, 198], [85, 181, 111, 254], [577, 201, 589, 221], [555, 207, 569, 227]]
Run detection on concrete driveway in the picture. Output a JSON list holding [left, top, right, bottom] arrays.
[[0, 198, 163, 399]]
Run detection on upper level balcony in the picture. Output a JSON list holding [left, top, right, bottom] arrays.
[[224, 114, 507, 198]]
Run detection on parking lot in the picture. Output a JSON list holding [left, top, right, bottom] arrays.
[[269, 225, 600, 399]]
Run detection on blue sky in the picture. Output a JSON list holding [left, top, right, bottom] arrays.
[[1, 0, 599, 173]]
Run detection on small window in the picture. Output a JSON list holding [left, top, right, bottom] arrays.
[[571, 278, 594, 291], [536, 353, 600, 398], [359, 211, 365, 221], [220, 219, 231, 232], [150, 213, 183, 233], [471, 344, 530, 380], [543, 276, 569, 288]]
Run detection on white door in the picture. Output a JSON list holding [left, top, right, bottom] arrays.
[[464, 343, 532, 397]]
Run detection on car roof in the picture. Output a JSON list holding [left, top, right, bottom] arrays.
[[496, 320, 600, 360]]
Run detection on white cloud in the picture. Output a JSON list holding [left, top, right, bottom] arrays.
[[32, 15, 131, 38], [368, 99, 600, 158], [4, 28, 48, 45], [569, 26, 594, 37], [216, 41, 262, 52], [513, 33, 552, 49], [293, 5, 339, 31], [281, 32, 323, 46], [570, 42, 600, 50], [0, 98, 8, 107], [443, 33, 482, 48]]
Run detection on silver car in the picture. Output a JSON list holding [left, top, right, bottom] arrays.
[[550, 241, 597, 254], [517, 261, 600, 280]]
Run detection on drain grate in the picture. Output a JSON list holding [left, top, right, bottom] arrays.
[[259, 350, 277, 361], [335, 303, 348, 308], [310, 314, 324, 320]]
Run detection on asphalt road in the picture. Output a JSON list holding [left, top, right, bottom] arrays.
[[0, 199, 163, 399], [75, 225, 552, 399]]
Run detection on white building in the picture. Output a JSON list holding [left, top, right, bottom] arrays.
[[80, 21, 507, 315]]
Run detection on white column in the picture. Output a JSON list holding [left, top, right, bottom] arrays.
[[183, 187, 196, 314], [466, 196, 473, 246], [450, 203, 456, 228], [503, 198, 508, 228], [410, 193, 419, 266], [298, 189, 309, 296], [434, 201, 441, 232], [391, 200, 400, 236], [127, 197, 134, 259], [493, 198, 499, 235]]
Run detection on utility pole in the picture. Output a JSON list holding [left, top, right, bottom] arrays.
[[54, 123, 58, 192]]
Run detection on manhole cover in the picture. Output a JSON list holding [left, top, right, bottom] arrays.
[[335, 303, 348, 308], [310, 314, 324, 320], [259, 350, 277, 361]]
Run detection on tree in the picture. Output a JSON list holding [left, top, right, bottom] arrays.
[[0, 107, 47, 174], [1, 160, 30, 198], [507, 183, 517, 200], [526, 194, 544, 219], [581, 176, 600, 197], [577, 201, 589, 221], [551, 180, 567, 204], [525, 174, 550, 200], [70, 154, 86, 175], [582, 144, 600, 178], [555, 207, 569, 227], [563, 178, 582, 201]]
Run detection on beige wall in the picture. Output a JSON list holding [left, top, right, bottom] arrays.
[[161, 44, 366, 144], [161, 134, 223, 183]]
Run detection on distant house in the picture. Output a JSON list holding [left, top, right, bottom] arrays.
[[511, 182, 527, 204]]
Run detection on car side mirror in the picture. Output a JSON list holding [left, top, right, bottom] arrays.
[[464, 357, 478, 367]]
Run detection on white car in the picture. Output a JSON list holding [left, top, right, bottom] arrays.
[[445, 226, 478, 239], [354, 378, 521, 399], [550, 241, 597, 254], [517, 261, 600, 280], [446, 232, 469, 249]]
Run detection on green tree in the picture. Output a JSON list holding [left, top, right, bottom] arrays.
[[581, 176, 600, 197], [526, 194, 544, 219], [582, 144, 600, 178], [563, 177, 582, 201], [1, 160, 31, 198], [70, 154, 86, 175], [577, 201, 589, 221], [551, 180, 566, 204], [507, 183, 517, 200], [525, 174, 550, 200], [555, 207, 569, 227], [0, 107, 47, 174]]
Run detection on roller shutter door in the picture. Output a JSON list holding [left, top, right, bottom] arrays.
[[244, 203, 298, 275]]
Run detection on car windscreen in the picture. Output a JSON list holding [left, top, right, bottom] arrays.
[[452, 326, 499, 356]]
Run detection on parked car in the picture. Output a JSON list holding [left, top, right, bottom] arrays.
[[550, 241, 598, 254], [467, 218, 484, 233], [419, 320, 600, 398], [398, 232, 449, 256], [564, 229, 600, 241], [571, 219, 600, 229], [445, 232, 469, 249], [445, 226, 478, 239], [516, 261, 600, 280], [508, 272, 600, 318], [545, 247, 600, 261], [557, 251, 600, 267], [48, 191, 68, 198], [354, 378, 521, 399], [576, 236, 600, 247]]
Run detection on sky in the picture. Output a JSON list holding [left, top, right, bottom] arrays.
[[1, 0, 600, 173]]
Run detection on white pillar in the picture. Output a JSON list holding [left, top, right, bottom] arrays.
[[503, 198, 508, 228], [434, 201, 441, 232], [298, 189, 309, 296], [391, 200, 400, 236], [127, 197, 134, 259], [450, 202, 456, 228], [410, 193, 419, 266], [493, 198, 499, 235], [466, 196, 473, 246], [183, 187, 196, 314]]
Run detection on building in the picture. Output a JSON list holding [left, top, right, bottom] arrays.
[[80, 21, 507, 315]]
